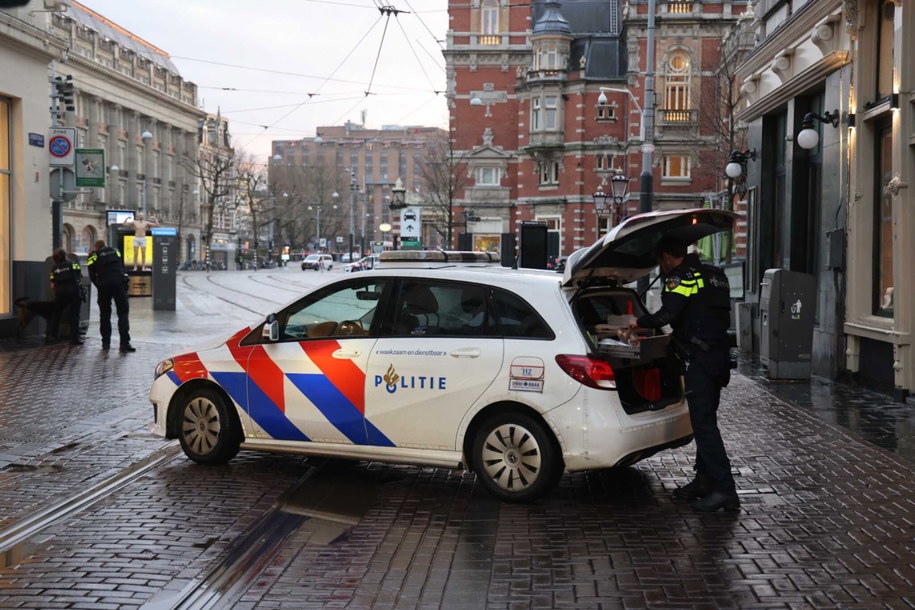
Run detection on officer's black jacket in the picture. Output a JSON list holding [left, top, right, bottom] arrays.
[[87, 246, 126, 287], [51, 260, 81, 291], [636, 253, 731, 351]]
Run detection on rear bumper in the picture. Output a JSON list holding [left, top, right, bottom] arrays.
[[545, 392, 692, 471]]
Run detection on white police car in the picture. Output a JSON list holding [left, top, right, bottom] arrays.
[[150, 209, 735, 501]]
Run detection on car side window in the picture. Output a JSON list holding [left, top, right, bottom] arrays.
[[393, 280, 496, 337], [492, 288, 554, 339], [279, 278, 389, 341]]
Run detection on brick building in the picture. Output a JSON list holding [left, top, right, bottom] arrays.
[[445, 0, 749, 259]]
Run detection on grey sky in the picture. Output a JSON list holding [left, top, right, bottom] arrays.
[[80, 0, 449, 161]]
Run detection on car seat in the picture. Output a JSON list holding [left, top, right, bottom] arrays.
[[460, 286, 487, 330], [395, 284, 438, 335]]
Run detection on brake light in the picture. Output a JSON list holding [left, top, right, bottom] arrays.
[[555, 355, 616, 390]]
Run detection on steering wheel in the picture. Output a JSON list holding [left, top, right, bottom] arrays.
[[336, 320, 363, 336]]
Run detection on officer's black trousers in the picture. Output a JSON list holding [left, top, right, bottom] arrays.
[[49, 289, 81, 342], [684, 347, 735, 493], [97, 283, 130, 346]]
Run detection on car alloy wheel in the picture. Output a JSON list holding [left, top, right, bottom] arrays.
[[177, 388, 241, 464], [472, 412, 561, 502]]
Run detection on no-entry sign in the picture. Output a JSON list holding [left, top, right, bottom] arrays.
[[49, 127, 76, 166]]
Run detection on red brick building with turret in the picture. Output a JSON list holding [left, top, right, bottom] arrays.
[[445, 0, 749, 260]]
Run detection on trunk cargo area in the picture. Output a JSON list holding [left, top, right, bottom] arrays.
[[572, 287, 684, 415]]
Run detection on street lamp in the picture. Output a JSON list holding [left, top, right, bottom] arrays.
[[390, 177, 407, 210], [345, 169, 358, 263], [140, 129, 153, 215]]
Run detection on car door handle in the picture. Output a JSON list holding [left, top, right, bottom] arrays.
[[449, 348, 481, 358], [332, 348, 362, 359]]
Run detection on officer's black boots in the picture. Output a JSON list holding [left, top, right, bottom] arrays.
[[671, 472, 714, 501], [691, 489, 740, 512], [120, 344, 136, 353]]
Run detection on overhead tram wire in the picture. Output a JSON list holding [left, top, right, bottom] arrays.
[[235, 14, 385, 152], [402, 0, 445, 48], [393, 11, 439, 90]]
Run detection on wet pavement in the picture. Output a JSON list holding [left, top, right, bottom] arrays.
[[1, 269, 915, 608]]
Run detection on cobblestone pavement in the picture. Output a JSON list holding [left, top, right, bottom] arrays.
[[2, 270, 915, 608]]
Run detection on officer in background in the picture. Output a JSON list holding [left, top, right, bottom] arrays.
[[48, 248, 83, 345], [625, 236, 736, 512], [87, 239, 135, 353]]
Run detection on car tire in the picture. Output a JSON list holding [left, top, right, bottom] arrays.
[[177, 388, 241, 465], [471, 411, 562, 502]]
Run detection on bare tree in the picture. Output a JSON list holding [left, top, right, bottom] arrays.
[[184, 147, 238, 268], [417, 134, 470, 248], [270, 157, 347, 253], [236, 155, 274, 268]]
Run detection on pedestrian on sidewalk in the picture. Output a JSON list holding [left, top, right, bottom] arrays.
[[87, 239, 135, 353], [625, 236, 737, 512], [48, 248, 83, 345]]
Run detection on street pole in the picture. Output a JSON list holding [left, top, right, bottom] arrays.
[[640, 0, 656, 216], [141, 178, 147, 216], [638, 0, 657, 296], [349, 172, 356, 263]]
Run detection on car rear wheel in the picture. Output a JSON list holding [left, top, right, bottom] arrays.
[[177, 388, 241, 464], [471, 412, 562, 502]]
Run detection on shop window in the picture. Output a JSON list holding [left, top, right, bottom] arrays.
[[874, 122, 894, 318]]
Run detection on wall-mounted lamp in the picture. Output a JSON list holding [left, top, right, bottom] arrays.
[[108, 165, 119, 173], [848, 113, 856, 128], [470, 96, 483, 106], [797, 110, 839, 150], [141, 130, 153, 140], [890, 93, 900, 110], [725, 149, 756, 178]]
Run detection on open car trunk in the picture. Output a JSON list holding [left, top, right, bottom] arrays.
[[572, 286, 683, 415]]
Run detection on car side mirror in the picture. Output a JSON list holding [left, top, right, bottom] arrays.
[[262, 313, 279, 342]]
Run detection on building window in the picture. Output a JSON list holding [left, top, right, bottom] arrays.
[[874, 121, 894, 318], [481, 0, 499, 45], [539, 161, 560, 185], [544, 96, 558, 130], [876, 0, 895, 102], [597, 104, 617, 122], [536, 46, 559, 71], [476, 167, 500, 185], [662, 155, 690, 179], [664, 52, 691, 121], [531, 98, 542, 130]]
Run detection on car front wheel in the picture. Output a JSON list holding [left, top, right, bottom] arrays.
[[471, 412, 562, 502], [177, 388, 241, 464]]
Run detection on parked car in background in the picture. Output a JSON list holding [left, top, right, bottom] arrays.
[[301, 254, 333, 271], [344, 254, 380, 273]]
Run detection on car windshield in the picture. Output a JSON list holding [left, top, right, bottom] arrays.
[[305, 255, 320, 261]]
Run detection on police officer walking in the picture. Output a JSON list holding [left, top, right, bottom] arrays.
[[48, 248, 83, 345], [88, 239, 135, 353], [627, 236, 737, 512]]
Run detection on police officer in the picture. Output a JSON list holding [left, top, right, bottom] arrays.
[[626, 236, 737, 512], [88, 239, 135, 352], [48, 249, 83, 345]]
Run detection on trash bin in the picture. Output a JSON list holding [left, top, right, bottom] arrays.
[[759, 268, 816, 379]]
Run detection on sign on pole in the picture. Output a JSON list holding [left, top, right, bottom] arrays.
[[48, 127, 76, 167], [75, 149, 106, 187], [400, 208, 421, 239]]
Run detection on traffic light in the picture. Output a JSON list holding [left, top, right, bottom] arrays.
[[51, 75, 75, 116]]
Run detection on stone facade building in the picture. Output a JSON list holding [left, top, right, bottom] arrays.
[[735, 0, 915, 398]]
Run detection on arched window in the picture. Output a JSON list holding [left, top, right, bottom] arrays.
[[81, 225, 97, 254], [481, 0, 499, 45], [663, 52, 691, 121]]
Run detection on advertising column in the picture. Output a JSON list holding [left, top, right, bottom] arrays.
[[152, 227, 178, 311]]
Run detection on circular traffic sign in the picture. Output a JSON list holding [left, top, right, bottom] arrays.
[[49, 135, 72, 158]]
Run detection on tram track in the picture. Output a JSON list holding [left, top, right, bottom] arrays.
[[178, 274, 267, 316], [0, 443, 183, 555]]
